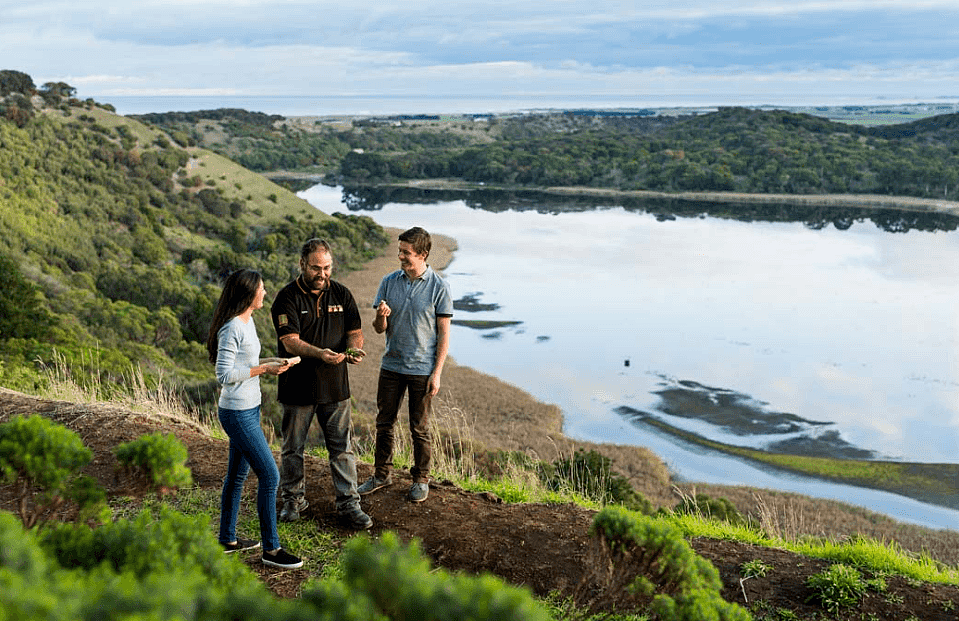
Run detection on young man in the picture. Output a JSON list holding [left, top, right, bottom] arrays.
[[270, 238, 372, 529], [358, 227, 452, 502]]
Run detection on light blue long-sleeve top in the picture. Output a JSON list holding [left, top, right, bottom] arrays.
[[215, 316, 261, 410]]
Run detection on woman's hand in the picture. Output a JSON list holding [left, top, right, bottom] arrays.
[[257, 360, 292, 376]]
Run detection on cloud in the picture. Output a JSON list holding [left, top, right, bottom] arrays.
[[2, 1, 959, 110]]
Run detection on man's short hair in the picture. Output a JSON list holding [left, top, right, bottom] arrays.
[[301, 238, 332, 260], [399, 227, 431, 258]]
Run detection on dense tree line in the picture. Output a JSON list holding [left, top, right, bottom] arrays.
[[155, 105, 959, 202], [336, 108, 959, 199]]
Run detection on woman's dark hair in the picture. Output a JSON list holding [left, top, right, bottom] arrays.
[[205, 268, 262, 364]]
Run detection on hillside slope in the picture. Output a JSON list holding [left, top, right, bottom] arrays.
[[0, 81, 388, 410]]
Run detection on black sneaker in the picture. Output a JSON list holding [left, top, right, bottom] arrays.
[[222, 537, 260, 553], [340, 505, 373, 530], [278, 498, 309, 523], [262, 548, 303, 569]]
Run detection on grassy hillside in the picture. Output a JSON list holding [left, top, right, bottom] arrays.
[[0, 73, 388, 421]]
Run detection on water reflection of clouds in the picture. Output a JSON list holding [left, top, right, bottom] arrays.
[[301, 185, 959, 470]]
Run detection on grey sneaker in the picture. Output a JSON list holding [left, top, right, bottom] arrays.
[[408, 481, 429, 503], [357, 475, 392, 495], [340, 505, 373, 530], [278, 498, 309, 523]]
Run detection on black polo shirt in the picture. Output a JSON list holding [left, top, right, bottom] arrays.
[[271, 276, 361, 405]]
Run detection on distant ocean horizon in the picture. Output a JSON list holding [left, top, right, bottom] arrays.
[[96, 93, 959, 118]]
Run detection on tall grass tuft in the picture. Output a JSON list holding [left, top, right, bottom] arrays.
[[37, 351, 217, 436]]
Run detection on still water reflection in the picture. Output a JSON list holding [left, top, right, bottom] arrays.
[[301, 184, 959, 529]]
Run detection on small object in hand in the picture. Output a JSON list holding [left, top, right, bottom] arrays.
[[286, 356, 301, 365], [345, 348, 366, 358]]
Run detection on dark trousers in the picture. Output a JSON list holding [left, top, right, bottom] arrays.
[[279, 400, 360, 512], [375, 368, 432, 483]]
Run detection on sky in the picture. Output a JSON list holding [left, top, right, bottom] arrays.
[[3, 1, 959, 115]]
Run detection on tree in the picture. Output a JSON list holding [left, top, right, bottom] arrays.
[[0, 70, 35, 96], [39, 81, 77, 103], [0, 254, 54, 340]]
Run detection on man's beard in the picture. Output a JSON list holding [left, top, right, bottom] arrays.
[[306, 274, 329, 290]]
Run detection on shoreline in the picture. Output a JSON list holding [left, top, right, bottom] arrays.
[[275, 175, 959, 217]]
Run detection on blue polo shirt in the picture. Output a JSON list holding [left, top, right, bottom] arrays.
[[374, 265, 453, 375]]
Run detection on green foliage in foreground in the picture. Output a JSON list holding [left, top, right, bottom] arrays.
[[0, 414, 105, 528], [585, 505, 751, 621], [0, 507, 550, 621], [335, 532, 550, 621]]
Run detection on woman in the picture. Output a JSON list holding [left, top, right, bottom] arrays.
[[206, 268, 302, 569]]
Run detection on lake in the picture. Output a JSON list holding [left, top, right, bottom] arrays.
[[302, 184, 959, 530]]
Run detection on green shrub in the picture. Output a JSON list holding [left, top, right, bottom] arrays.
[[544, 449, 653, 515], [805, 563, 867, 614], [0, 414, 105, 527], [582, 505, 751, 620], [301, 578, 387, 621], [334, 531, 550, 621], [40, 505, 257, 590], [2, 505, 271, 621], [7, 510, 553, 621], [0, 511, 63, 621], [114, 432, 193, 493]]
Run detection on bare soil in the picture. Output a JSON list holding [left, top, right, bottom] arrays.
[[1, 231, 957, 619]]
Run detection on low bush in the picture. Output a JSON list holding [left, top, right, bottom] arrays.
[[1, 507, 550, 621], [544, 449, 654, 515], [0, 414, 105, 527], [39, 506, 253, 589], [805, 563, 867, 614], [333, 531, 550, 621], [114, 432, 193, 494], [579, 505, 751, 620]]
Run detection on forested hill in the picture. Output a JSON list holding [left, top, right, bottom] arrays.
[[0, 70, 388, 406], [141, 105, 959, 202]]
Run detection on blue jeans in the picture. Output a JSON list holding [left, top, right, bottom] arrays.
[[218, 405, 280, 551], [280, 399, 360, 513]]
